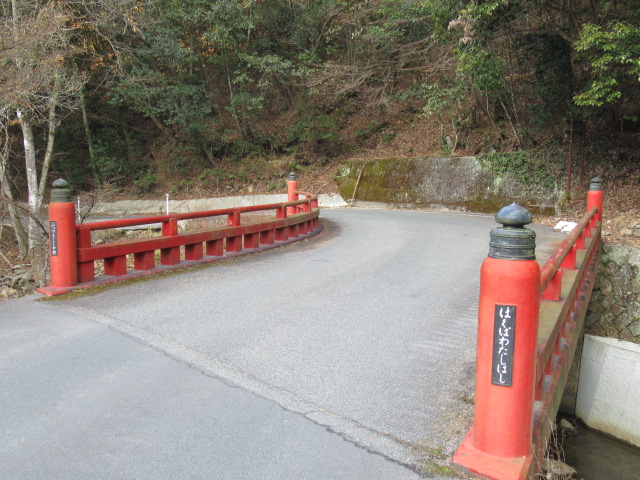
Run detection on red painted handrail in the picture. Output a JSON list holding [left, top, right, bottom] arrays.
[[539, 206, 597, 296], [454, 179, 604, 480], [535, 214, 601, 388], [40, 183, 321, 296], [78, 192, 317, 232], [530, 209, 601, 480]]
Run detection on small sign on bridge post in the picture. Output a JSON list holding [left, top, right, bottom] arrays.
[[492, 304, 516, 387], [50, 221, 58, 256]]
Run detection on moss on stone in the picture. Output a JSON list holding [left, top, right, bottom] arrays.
[[335, 156, 558, 213]]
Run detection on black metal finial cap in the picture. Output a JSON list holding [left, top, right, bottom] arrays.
[[289, 172, 296, 181], [489, 203, 536, 260], [51, 178, 72, 203], [589, 177, 602, 191], [495, 203, 532, 227]]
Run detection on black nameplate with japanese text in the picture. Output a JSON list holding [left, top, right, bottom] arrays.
[[491, 304, 516, 387], [50, 221, 58, 256]]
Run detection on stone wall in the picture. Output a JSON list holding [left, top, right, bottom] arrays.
[[335, 156, 558, 214], [587, 244, 640, 342]]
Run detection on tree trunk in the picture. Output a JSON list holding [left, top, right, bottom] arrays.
[[0, 108, 28, 257], [11, 0, 19, 39], [499, 97, 522, 149], [16, 108, 45, 282], [16, 108, 40, 251], [17, 71, 62, 285], [0, 166, 29, 258], [38, 71, 61, 205], [79, 85, 97, 178]]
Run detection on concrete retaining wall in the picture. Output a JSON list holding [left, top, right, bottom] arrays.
[[335, 156, 558, 213], [82, 193, 347, 218], [576, 335, 640, 447]]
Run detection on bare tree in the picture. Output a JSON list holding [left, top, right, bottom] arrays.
[[0, 2, 84, 283], [0, 107, 28, 258]]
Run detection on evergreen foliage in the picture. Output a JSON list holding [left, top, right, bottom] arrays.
[[1, 0, 639, 196]]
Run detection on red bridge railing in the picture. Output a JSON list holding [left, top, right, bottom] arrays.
[[454, 178, 603, 480], [39, 176, 321, 296]]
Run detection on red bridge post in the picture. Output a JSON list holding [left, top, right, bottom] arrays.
[[287, 172, 298, 216], [454, 203, 540, 479], [48, 179, 78, 288], [587, 177, 603, 226]]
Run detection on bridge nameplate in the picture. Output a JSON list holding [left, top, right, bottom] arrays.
[[492, 304, 516, 387], [50, 221, 58, 256]]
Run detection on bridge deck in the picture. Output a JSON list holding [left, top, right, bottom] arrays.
[[0, 208, 565, 479]]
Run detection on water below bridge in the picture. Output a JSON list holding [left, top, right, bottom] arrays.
[[558, 416, 640, 480]]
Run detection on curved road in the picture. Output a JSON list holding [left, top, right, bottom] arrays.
[[0, 208, 564, 479]]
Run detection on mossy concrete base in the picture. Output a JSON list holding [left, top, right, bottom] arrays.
[[336, 157, 558, 213]]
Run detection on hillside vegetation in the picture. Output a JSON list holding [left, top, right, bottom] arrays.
[[1, 0, 640, 292]]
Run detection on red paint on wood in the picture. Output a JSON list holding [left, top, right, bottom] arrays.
[[560, 245, 576, 269], [163, 218, 178, 236], [244, 233, 259, 249], [41, 190, 319, 293], [206, 239, 223, 256], [587, 189, 603, 222], [260, 230, 275, 245], [288, 180, 298, 215], [457, 186, 603, 480], [454, 429, 533, 480], [134, 251, 155, 270], [105, 255, 127, 276], [541, 269, 562, 301], [76, 227, 95, 283], [275, 229, 287, 241], [185, 243, 203, 260], [48, 202, 78, 287], [228, 211, 240, 227], [470, 257, 540, 458], [77, 261, 95, 283], [161, 247, 180, 265], [226, 236, 242, 252], [539, 208, 596, 295]]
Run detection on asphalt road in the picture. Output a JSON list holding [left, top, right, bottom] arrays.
[[0, 208, 565, 479]]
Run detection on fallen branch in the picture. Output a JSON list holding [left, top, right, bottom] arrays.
[[350, 163, 366, 207]]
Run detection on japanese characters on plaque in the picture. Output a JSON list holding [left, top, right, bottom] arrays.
[[50, 221, 58, 256], [491, 304, 516, 387]]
